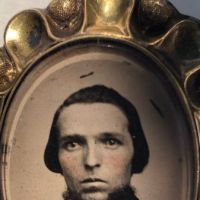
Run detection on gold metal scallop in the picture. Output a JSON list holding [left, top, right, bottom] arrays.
[[154, 20, 200, 78], [185, 68, 200, 109], [4, 10, 53, 71], [138, 0, 174, 34], [46, 0, 84, 37], [0, 48, 17, 93], [93, 0, 130, 22], [84, 0, 135, 37], [174, 23, 200, 61]]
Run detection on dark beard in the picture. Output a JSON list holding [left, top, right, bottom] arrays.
[[108, 186, 139, 200], [63, 186, 139, 200]]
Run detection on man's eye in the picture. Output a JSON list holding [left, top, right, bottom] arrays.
[[104, 138, 122, 149], [63, 142, 81, 151]]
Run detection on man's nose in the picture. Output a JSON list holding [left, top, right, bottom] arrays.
[[84, 143, 101, 170]]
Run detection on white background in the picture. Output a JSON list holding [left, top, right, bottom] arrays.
[[0, 0, 199, 46]]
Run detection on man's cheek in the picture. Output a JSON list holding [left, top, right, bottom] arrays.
[[104, 154, 131, 173], [59, 154, 81, 172]]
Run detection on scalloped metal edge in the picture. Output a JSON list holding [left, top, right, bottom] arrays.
[[0, 0, 200, 199], [0, 0, 199, 108]]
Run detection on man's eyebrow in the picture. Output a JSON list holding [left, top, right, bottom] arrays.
[[58, 134, 86, 143], [99, 132, 125, 138]]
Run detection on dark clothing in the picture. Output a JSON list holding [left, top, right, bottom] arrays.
[[64, 186, 139, 200], [108, 186, 139, 200]]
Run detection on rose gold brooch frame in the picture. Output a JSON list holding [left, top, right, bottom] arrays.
[[0, 0, 200, 199]]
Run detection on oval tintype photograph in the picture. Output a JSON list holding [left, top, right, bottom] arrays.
[[0, 41, 197, 200]]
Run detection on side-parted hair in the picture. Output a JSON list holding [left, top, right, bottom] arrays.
[[44, 85, 149, 174]]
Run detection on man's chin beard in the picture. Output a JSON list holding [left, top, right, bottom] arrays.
[[107, 186, 138, 200], [63, 186, 139, 200]]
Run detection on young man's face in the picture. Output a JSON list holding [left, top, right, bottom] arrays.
[[57, 103, 134, 200]]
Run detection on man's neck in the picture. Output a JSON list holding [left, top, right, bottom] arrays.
[[64, 186, 139, 200]]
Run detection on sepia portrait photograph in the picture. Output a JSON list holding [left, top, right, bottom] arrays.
[[0, 0, 199, 200], [1, 43, 196, 200]]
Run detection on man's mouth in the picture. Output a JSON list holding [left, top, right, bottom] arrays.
[[80, 178, 108, 191], [81, 178, 107, 184]]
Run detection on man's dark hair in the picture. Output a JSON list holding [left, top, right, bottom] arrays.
[[44, 85, 149, 174]]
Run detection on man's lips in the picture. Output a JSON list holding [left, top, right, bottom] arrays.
[[80, 178, 108, 193], [80, 178, 107, 184]]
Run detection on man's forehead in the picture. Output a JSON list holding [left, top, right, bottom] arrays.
[[57, 103, 129, 135]]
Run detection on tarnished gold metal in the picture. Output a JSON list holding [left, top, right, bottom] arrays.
[[46, 0, 84, 37], [83, 0, 135, 36], [0, 0, 200, 199], [1, 0, 200, 100], [5, 10, 54, 72], [0, 49, 17, 93]]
